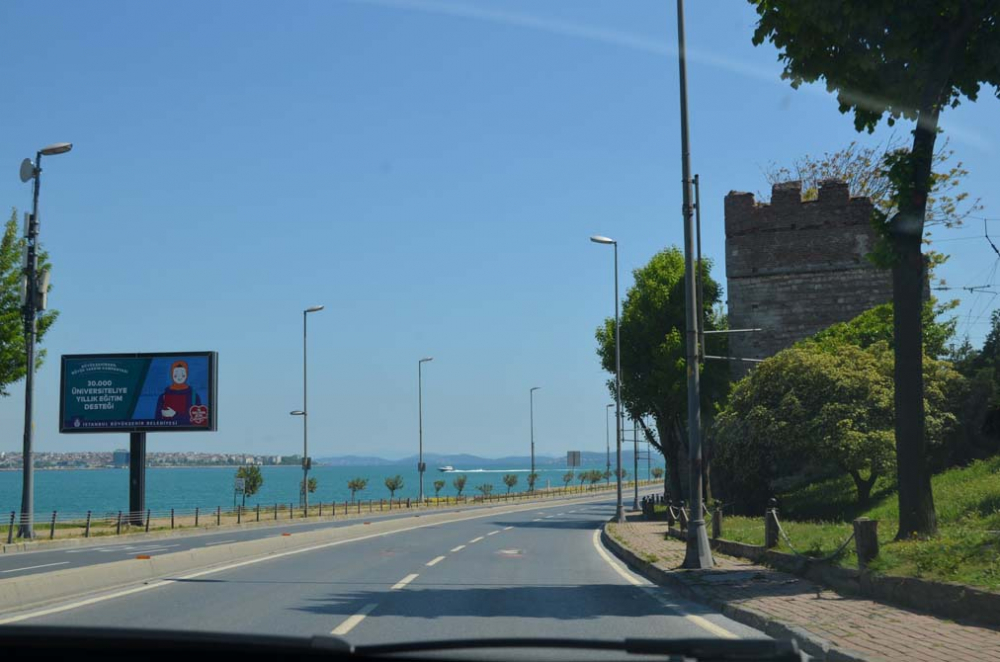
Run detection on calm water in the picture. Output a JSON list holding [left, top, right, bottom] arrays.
[[0, 464, 655, 517]]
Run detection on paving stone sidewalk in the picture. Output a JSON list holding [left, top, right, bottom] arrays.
[[608, 516, 1000, 662]]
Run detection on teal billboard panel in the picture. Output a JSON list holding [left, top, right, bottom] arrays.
[[60, 352, 218, 433]]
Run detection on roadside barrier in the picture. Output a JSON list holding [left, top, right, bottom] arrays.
[[640, 494, 878, 569], [1, 478, 660, 545]]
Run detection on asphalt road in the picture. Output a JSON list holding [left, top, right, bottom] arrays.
[[1, 495, 766, 658], [0, 496, 577, 578]]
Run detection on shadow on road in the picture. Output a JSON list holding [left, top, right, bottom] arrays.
[[290, 583, 720, 620]]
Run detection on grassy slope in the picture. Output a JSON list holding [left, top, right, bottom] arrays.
[[712, 456, 1000, 590]]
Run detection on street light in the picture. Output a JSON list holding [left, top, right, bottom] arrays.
[[529, 386, 541, 489], [294, 305, 324, 516], [17, 141, 72, 539], [590, 234, 624, 524], [418, 357, 433, 503], [605, 404, 614, 485]]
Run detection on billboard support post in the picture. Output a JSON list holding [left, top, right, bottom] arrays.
[[129, 432, 146, 525]]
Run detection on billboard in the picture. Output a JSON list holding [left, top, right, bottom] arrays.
[[60, 352, 218, 433]]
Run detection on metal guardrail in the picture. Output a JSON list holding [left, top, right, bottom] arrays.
[[2, 479, 660, 544]]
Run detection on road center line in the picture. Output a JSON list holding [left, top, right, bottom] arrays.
[[330, 603, 377, 636], [203, 540, 237, 546], [450, 544, 465, 552], [425, 556, 445, 567], [391, 573, 419, 590], [486, 531, 499, 536], [503, 526, 513, 531], [468, 536, 484, 544], [0, 562, 70, 574], [532, 518, 542, 522]]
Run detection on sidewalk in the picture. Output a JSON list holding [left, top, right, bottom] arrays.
[[607, 515, 1000, 662]]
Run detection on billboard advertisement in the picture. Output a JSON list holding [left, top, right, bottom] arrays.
[[60, 352, 218, 433]]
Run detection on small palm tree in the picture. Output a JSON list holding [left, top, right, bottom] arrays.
[[452, 474, 467, 496], [562, 472, 574, 488], [502, 474, 518, 494], [527, 472, 538, 492], [433, 480, 445, 497], [385, 475, 404, 498], [347, 477, 368, 502], [652, 467, 664, 480], [476, 483, 493, 497]]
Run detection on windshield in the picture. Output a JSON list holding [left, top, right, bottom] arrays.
[[1, 2, 998, 661]]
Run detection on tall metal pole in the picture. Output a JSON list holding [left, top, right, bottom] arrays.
[[418, 360, 424, 503], [613, 242, 624, 524], [677, 0, 713, 568], [605, 404, 613, 485], [633, 416, 639, 509], [302, 310, 309, 516], [529, 386, 540, 489], [17, 152, 42, 539], [695, 173, 704, 354]]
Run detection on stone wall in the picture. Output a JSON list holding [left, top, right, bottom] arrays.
[[724, 179, 893, 378]]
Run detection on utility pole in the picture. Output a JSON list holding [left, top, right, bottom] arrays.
[[530, 386, 540, 490], [418, 357, 433, 502], [676, 0, 713, 569]]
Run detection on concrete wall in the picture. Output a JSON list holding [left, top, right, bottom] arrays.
[[724, 180, 893, 378]]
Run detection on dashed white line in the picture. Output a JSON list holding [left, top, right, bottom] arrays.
[[450, 544, 466, 552], [557, 512, 565, 516], [487, 530, 499, 536], [532, 518, 542, 522], [544, 516, 554, 519], [426, 556, 445, 567], [203, 539, 238, 546], [468, 536, 485, 544], [503, 526, 513, 531], [391, 573, 419, 590], [0, 562, 70, 574], [331, 603, 377, 635]]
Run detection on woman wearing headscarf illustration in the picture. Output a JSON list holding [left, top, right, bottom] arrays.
[[154, 360, 203, 424]]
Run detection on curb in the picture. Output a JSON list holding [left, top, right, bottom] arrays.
[[600, 524, 870, 662]]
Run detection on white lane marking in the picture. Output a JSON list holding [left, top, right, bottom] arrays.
[[450, 544, 466, 552], [203, 540, 237, 546], [544, 516, 554, 519], [591, 529, 644, 586], [426, 556, 445, 567], [0, 492, 639, 624], [557, 513, 565, 516], [468, 536, 484, 544], [127, 548, 173, 555], [591, 529, 739, 639], [487, 530, 499, 536], [391, 573, 419, 590], [331, 603, 377, 636], [684, 614, 740, 639], [0, 562, 70, 574], [532, 518, 542, 522], [503, 526, 513, 531]]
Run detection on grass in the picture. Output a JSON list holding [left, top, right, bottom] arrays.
[[705, 456, 1000, 590]]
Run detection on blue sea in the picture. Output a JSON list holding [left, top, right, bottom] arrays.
[[0, 463, 657, 517]]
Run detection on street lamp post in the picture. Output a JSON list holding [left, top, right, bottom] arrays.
[[530, 386, 540, 490], [633, 416, 639, 510], [676, 0, 713, 568], [17, 142, 72, 539], [605, 404, 614, 485], [591, 235, 624, 524], [418, 357, 433, 503], [292, 305, 324, 516]]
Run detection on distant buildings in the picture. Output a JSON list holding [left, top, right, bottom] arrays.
[[113, 449, 130, 468]]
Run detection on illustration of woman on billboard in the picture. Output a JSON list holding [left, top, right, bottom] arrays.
[[154, 360, 204, 425]]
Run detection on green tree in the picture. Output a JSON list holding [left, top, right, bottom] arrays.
[[562, 471, 574, 488], [0, 209, 58, 396], [808, 301, 955, 359], [577, 472, 588, 489], [384, 475, 404, 498], [347, 477, 368, 502], [301, 477, 318, 495], [587, 470, 603, 488], [527, 472, 538, 492], [502, 474, 518, 494], [750, 0, 1000, 539], [452, 474, 467, 496], [235, 465, 264, 507], [715, 341, 963, 510], [476, 483, 493, 497], [433, 479, 445, 497], [651, 467, 664, 480], [596, 248, 729, 502]]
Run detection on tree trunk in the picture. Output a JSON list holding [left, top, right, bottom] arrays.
[[702, 426, 712, 504], [892, 108, 940, 539], [658, 417, 683, 502]]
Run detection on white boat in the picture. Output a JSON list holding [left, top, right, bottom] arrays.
[[437, 465, 454, 472]]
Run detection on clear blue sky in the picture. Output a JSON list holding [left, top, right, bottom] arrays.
[[1, 0, 997, 458]]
